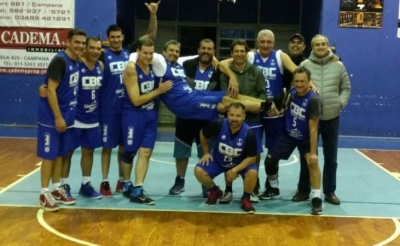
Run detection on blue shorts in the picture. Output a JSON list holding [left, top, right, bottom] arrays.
[[100, 114, 123, 148], [173, 118, 214, 159], [246, 121, 263, 154], [69, 127, 101, 150], [37, 125, 72, 160], [262, 116, 285, 150], [122, 110, 158, 152], [170, 91, 225, 121], [269, 133, 311, 160], [196, 161, 258, 179]]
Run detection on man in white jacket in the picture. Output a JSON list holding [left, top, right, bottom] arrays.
[[299, 34, 351, 205]]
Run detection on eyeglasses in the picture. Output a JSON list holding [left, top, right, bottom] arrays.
[[290, 40, 303, 45]]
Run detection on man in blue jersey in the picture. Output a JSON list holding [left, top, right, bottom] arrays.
[[120, 37, 172, 205], [219, 29, 298, 198], [37, 29, 86, 212], [129, 40, 263, 121], [265, 67, 323, 215], [57, 37, 104, 201], [219, 39, 266, 204], [98, 1, 160, 197], [169, 39, 221, 197], [194, 102, 258, 213]]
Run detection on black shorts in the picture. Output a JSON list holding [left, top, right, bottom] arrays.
[[173, 117, 214, 159], [269, 133, 311, 160]]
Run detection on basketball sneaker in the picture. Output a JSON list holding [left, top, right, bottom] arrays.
[[116, 179, 124, 193], [100, 181, 113, 197], [79, 182, 102, 199], [39, 192, 59, 212], [122, 181, 134, 198], [205, 187, 223, 205], [169, 176, 185, 195], [219, 191, 233, 204], [51, 187, 76, 205], [130, 187, 155, 205], [241, 197, 255, 214], [310, 197, 323, 215]]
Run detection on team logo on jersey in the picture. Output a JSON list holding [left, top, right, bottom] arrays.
[[237, 138, 243, 147], [69, 65, 74, 71], [150, 72, 154, 78], [81, 68, 86, 73], [256, 59, 260, 64], [208, 71, 213, 78], [96, 67, 101, 74], [221, 135, 226, 140], [124, 52, 129, 59], [108, 55, 112, 60], [270, 59, 276, 66], [139, 74, 143, 79], [303, 99, 308, 107]]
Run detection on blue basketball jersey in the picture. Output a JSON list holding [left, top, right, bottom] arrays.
[[286, 88, 317, 140], [159, 59, 198, 112], [100, 47, 129, 116], [193, 66, 213, 91], [75, 60, 102, 124], [38, 51, 79, 127], [213, 119, 250, 168], [253, 50, 284, 99], [123, 64, 157, 112]]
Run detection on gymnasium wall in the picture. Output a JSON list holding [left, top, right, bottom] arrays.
[[0, 0, 116, 126], [320, 0, 400, 137], [1, 0, 399, 138]]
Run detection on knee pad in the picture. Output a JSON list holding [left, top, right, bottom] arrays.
[[122, 151, 136, 164], [264, 155, 279, 176]]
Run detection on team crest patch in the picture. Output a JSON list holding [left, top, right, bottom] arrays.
[[270, 59, 276, 66], [208, 71, 213, 78], [108, 55, 112, 60], [124, 52, 129, 59], [237, 138, 243, 147], [97, 67, 101, 74], [81, 68, 86, 73], [303, 99, 308, 107], [69, 65, 73, 71], [221, 135, 226, 140]]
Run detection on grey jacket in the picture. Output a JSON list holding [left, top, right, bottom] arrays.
[[300, 50, 351, 121]]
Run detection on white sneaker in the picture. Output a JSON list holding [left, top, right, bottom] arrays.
[[219, 191, 233, 204], [250, 192, 260, 203]]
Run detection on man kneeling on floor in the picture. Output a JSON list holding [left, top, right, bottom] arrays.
[[194, 102, 258, 213]]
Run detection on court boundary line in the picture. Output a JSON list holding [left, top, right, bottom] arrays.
[[36, 209, 100, 246], [0, 163, 41, 195], [374, 218, 400, 246], [354, 149, 400, 181]]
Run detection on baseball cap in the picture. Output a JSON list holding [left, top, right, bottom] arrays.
[[289, 33, 305, 43]]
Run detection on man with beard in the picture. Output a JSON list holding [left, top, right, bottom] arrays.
[[194, 102, 258, 213], [169, 39, 221, 197], [218, 39, 266, 204]]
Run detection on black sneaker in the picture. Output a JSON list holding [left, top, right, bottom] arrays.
[[310, 197, 322, 215], [259, 187, 280, 200], [130, 187, 155, 205], [169, 176, 185, 195], [122, 181, 134, 198]]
